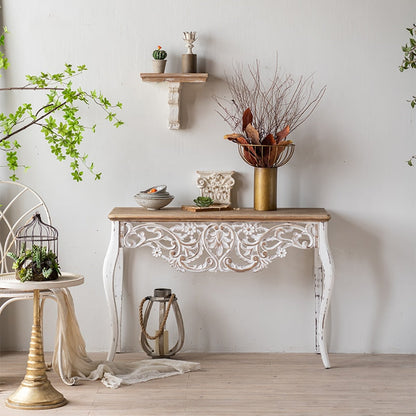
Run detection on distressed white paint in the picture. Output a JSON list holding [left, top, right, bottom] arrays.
[[103, 217, 333, 367], [0, 0, 415, 355], [167, 82, 181, 129]]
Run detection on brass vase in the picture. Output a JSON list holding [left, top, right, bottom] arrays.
[[254, 167, 277, 211], [238, 143, 295, 211]]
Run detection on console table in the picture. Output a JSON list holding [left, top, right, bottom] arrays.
[[103, 207, 334, 368]]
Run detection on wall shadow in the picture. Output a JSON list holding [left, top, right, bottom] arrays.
[[329, 212, 390, 354]]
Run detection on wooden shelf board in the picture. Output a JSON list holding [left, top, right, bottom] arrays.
[[140, 73, 208, 83], [108, 207, 331, 222]]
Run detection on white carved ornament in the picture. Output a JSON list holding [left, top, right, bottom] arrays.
[[122, 222, 316, 272], [196, 171, 235, 204]]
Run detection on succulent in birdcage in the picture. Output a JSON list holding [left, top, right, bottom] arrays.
[[153, 46, 167, 60], [8, 244, 61, 282]]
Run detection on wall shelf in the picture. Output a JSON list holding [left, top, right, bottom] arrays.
[[140, 73, 208, 129]]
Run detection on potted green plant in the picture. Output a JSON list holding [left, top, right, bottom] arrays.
[[8, 244, 61, 282], [152, 45, 167, 73], [193, 196, 213, 207]]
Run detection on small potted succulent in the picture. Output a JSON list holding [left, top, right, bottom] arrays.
[[152, 45, 167, 73], [193, 196, 213, 207], [8, 244, 61, 282]]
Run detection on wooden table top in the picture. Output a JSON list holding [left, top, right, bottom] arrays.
[[108, 207, 331, 222]]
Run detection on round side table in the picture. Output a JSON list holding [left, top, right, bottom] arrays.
[[0, 273, 84, 410]]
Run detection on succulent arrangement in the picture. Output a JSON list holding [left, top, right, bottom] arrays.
[[153, 46, 167, 60], [8, 244, 61, 282], [193, 196, 214, 207]]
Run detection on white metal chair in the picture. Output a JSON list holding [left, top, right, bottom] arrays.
[[0, 180, 57, 314]]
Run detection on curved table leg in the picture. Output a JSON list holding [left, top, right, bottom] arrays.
[[103, 220, 121, 361], [317, 222, 334, 369], [314, 247, 323, 353]]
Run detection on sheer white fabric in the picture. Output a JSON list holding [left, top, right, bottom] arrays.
[[51, 289, 200, 388]]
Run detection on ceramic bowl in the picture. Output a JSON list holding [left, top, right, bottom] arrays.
[[138, 191, 171, 199], [142, 185, 167, 194], [134, 194, 174, 210]]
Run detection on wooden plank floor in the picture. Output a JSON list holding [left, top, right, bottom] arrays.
[[0, 352, 415, 415]]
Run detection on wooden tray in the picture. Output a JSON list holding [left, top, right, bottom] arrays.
[[181, 204, 232, 212]]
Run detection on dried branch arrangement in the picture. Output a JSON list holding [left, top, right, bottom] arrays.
[[214, 59, 326, 167]]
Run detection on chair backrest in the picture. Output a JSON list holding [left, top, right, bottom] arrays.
[[0, 181, 51, 273]]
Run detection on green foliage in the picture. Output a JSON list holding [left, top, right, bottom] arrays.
[[399, 24, 416, 109], [399, 24, 416, 167], [153, 46, 167, 60], [0, 26, 9, 74], [7, 244, 61, 282], [0, 30, 123, 181], [193, 196, 214, 207]]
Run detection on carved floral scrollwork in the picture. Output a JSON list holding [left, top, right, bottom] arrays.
[[122, 222, 316, 273]]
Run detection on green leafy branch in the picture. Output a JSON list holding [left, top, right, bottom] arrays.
[[0, 28, 123, 181], [399, 24, 416, 108], [399, 24, 416, 166], [0, 26, 9, 73]]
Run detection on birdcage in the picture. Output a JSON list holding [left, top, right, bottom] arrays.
[[15, 213, 58, 254], [12, 213, 60, 281]]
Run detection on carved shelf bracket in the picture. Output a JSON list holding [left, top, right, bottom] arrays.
[[140, 73, 208, 130]]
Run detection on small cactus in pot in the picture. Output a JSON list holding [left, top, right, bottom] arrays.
[[152, 45, 167, 73], [153, 45, 167, 60]]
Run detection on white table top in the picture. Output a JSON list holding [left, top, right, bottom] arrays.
[[0, 272, 84, 290]]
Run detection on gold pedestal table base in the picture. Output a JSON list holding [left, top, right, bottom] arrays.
[[6, 289, 66, 409], [0, 274, 84, 410]]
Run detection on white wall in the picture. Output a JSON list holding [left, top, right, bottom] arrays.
[[0, 0, 415, 354]]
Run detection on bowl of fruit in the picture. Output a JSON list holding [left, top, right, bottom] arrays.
[[134, 185, 175, 210]]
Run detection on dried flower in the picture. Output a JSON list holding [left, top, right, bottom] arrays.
[[214, 58, 326, 142]]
